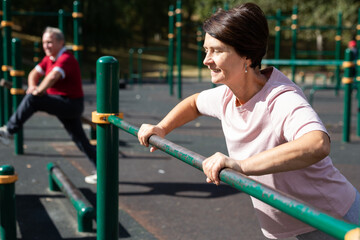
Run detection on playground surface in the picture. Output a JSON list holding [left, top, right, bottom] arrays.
[[1, 76, 360, 240]]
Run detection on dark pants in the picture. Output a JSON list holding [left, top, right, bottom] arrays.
[[7, 94, 96, 167]]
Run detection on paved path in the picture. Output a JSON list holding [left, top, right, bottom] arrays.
[[1, 78, 359, 239]]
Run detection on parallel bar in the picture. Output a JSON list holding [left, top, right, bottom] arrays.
[[109, 116, 360, 240], [47, 163, 94, 232], [262, 59, 344, 66]]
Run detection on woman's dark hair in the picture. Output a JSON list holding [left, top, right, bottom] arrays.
[[203, 3, 269, 69]]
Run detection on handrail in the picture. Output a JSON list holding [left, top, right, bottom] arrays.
[[262, 59, 345, 66], [108, 115, 360, 240]]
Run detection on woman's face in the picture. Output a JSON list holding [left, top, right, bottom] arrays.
[[203, 33, 246, 86]]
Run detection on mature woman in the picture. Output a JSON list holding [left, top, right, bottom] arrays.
[[138, 3, 359, 239]]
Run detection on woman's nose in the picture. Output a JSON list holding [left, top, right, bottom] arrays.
[[203, 53, 212, 66]]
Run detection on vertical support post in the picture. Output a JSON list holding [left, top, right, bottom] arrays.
[[73, 0, 83, 69], [175, 0, 182, 99], [96, 56, 119, 240], [274, 9, 282, 70], [2, 0, 12, 123], [168, 5, 174, 96], [47, 162, 61, 191], [224, 1, 229, 10], [335, 11, 342, 95], [0, 165, 17, 240], [291, 6, 298, 82], [11, 38, 23, 155], [33, 41, 40, 65], [196, 27, 203, 83], [58, 9, 65, 34], [342, 48, 354, 143], [0, 2, 4, 127], [356, 8, 360, 137]]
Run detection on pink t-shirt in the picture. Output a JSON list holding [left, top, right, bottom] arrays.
[[36, 47, 84, 99], [196, 67, 355, 239]]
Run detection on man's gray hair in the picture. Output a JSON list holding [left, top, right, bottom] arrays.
[[43, 27, 65, 42]]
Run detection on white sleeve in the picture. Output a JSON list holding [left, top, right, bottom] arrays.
[[35, 65, 45, 75], [52, 66, 65, 79]]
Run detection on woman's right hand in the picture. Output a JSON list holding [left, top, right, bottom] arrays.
[[138, 124, 166, 152]]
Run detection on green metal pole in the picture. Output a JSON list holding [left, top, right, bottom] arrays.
[[274, 9, 281, 69], [108, 116, 360, 240], [342, 48, 354, 143], [96, 56, 119, 240], [197, 27, 203, 83], [0, 165, 17, 240], [291, 6, 298, 82], [2, 0, 12, 123], [33, 41, 40, 65], [168, 5, 174, 96], [224, 1, 229, 10], [335, 12, 342, 95], [58, 9, 65, 34], [176, 0, 182, 99], [356, 8, 360, 137], [11, 38, 23, 155], [0, 3, 4, 127], [73, 0, 83, 69]]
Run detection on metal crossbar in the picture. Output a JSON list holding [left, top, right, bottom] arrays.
[[108, 115, 360, 240]]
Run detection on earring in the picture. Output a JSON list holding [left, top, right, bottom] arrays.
[[245, 63, 248, 73]]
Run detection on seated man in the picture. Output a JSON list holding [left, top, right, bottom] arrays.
[[0, 27, 97, 184]]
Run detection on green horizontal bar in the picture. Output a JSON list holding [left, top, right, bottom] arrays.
[[266, 15, 291, 21], [49, 165, 94, 215], [13, 11, 72, 17], [262, 59, 345, 66], [109, 116, 359, 239], [280, 26, 353, 31], [297, 50, 336, 56]]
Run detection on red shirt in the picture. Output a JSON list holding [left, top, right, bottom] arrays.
[[37, 50, 84, 98]]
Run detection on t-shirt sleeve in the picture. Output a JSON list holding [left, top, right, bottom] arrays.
[[196, 85, 227, 120], [36, 57, 48, 75], [52, 54, 69, 79], [269, 90, 328, 141]]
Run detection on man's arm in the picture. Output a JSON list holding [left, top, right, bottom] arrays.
[[26, 68, 42, 94], [31, 70, 62, 96]]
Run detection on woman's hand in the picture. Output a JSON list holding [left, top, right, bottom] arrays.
[[138, 124, 166, 152], [202, 152, 242, 186]]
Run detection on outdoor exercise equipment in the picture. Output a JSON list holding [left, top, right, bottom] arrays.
[[11, 38, 24, 154], [93, 55, 360, 240], [0, 0, 83, 128], [47, 162, 95, 232], [0, 165, 17, 240]]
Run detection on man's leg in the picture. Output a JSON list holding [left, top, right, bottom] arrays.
[[58, 116, 96, 167], [6, 94, 76, 134]]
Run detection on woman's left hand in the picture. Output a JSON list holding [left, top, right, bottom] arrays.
[[202, 152, 242, 186]]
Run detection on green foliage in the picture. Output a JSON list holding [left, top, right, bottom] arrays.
[[8, 0, 360, 59]]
